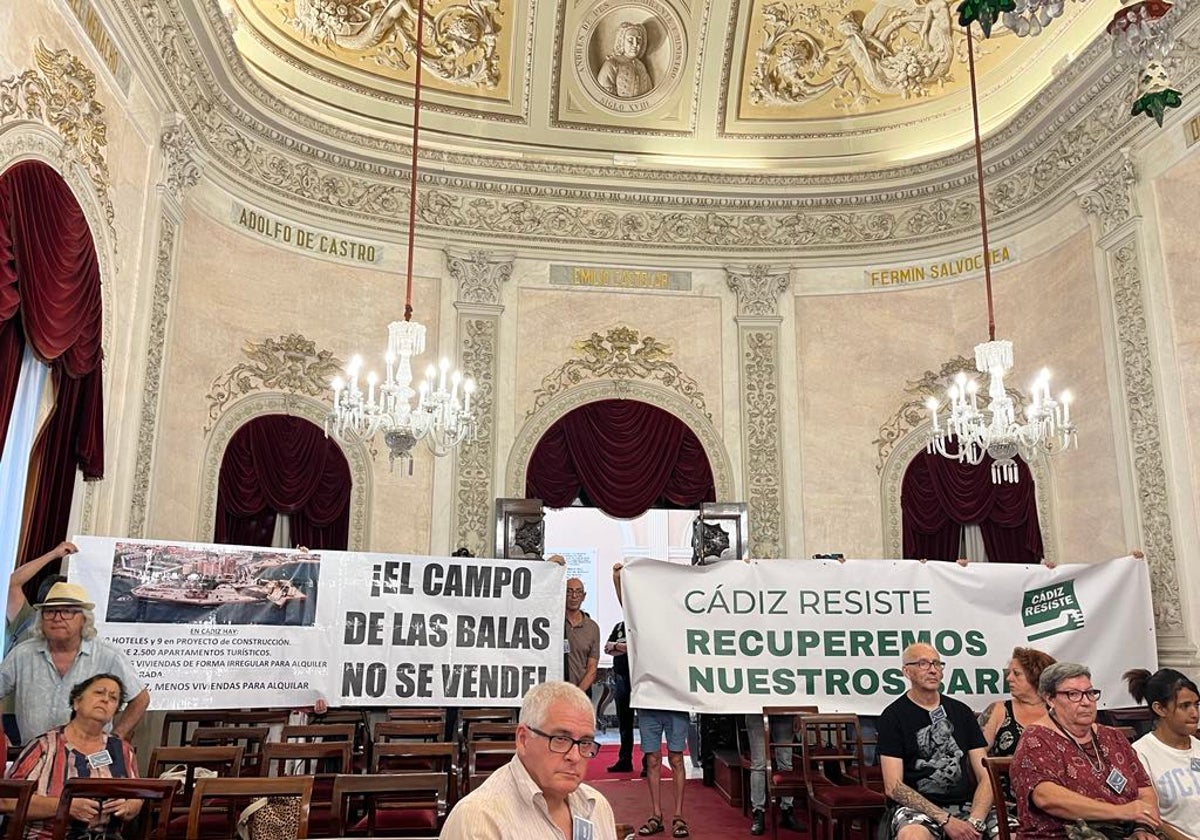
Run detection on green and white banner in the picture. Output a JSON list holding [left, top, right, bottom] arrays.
[[621, 555, 1156, 715]]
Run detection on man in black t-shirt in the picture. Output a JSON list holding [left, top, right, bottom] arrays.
[[878, 643, 996, 840]]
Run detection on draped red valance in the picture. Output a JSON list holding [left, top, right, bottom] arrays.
[[901, 447, 1044, 564], [216, 415, 352, 550], [0, 161, 106, 572], [526, 399, 715, 519]]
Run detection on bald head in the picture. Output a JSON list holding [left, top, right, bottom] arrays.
[[903, 643, 937, 664]]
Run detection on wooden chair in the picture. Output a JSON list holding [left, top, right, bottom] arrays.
[[797, 714, 887, 840], [386, 708, 447, 725], [331, 773, 449, 837], [983, 756, 1016, 840], [453, 708, 515, 744], [463, 740, 516, 794], [188, 776, 314, 840], [761, 706, 819, 833], [160, 710, 229, 747], [372, 742, 457, 775], [466, 722, 518, 742], [263, 741, 353, 777], [0, 778, 35, 840], [282, 724, 358, 744], [190, 725, 270, 776], [147, 745, 244, 828], [225, 709, 293, 729], [52, 778, 178, 840], [310, 709, 373, 772], [264, 742, 353, 837], [374, 721, 444, 743]]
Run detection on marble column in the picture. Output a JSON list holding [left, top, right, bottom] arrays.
[[127, 121, 201, 537], [726, 265, 792, 559], [1078, 153, 1197, 667], [447, 249, 512, 557]]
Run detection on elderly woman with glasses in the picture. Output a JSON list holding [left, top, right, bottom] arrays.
[[1011, 662, 1161, 840]]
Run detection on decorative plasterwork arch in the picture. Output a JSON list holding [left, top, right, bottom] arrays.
[[505, 379, 734, 504], [879, 423, 1059, 567], [1, 43, 121, 536], [197, 392, 373, 550]]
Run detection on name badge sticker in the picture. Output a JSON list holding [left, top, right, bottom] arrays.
[[572, 815, 595, 840], [1105, 768, 1127, 794], [1190, 757, 1200, 773], [563, 639, 571, 654], [930, 706, 948, 725], [87, 749, 113, 769]]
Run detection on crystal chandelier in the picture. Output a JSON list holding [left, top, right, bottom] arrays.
[[925, 24, 1077, 484], [1108, 0, 1184, 124], [326, 0, 474, 472]]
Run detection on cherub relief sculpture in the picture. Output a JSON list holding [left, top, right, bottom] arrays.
[[285, 0, 502, 88], [750, 0, 978, 112], [596, 21, 654, 98]]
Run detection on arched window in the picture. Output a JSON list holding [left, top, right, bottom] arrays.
[[901, 448, 1044, 563], [525, 399, 715, 519], [215, 415, 351, 550], [0, 161, 104, 586]]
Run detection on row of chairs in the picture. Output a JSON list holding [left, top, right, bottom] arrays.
[[144, 707, 522, 836], [0, 772, 448, 839], [749, 704, 1154, 840]]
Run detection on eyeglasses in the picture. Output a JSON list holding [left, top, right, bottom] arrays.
[[43, 608, 83, 620], [566, 588, 585, 596], [903, 659, 946, 671], [1055, 688, 1102, 703], [527, 726, 600, 758]]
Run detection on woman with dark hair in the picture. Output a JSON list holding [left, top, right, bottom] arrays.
[[1125, 668, 1200, 837], [983, 646, 1057, 756], [6, 673, 141, 840]]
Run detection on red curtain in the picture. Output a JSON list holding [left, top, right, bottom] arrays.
[[215, 415, 352, 550], [0, 161, 105, 568], [525, 400, 715, 519], [901, 447, 1044, 563]]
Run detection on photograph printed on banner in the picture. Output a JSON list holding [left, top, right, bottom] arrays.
[[103, 542, 320, 627]]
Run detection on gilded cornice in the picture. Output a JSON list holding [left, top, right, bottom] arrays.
[[102, 0, 1200, 254]]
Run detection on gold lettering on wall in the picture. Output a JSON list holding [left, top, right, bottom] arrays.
[[230, 202, 383, 265], [865, 245, 1018, 288], [549, 263, 691, 290], [65, 0, 129, 87]]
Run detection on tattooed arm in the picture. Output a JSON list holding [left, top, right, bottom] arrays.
[[882, 755, 947, 819], [882, 756, 982, 840]]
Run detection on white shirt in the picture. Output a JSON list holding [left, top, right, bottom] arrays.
[[1132, 732, 1200, 836], [439, 755, 617, 840]]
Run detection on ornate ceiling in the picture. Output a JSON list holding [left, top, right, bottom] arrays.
[[228, 0, 1116, 171]]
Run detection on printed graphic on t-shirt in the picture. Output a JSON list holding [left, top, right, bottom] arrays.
[[914, 719, 965, 796]]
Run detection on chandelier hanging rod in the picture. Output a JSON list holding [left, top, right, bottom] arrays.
[[965, 27, 996, 344], [403, 0, 427, 324]]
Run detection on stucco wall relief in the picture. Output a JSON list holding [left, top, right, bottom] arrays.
[[572, 0, 687, 114]]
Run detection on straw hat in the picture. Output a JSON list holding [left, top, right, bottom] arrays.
[[35, 581, 95, 611]]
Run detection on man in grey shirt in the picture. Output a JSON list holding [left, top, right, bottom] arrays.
[[0, 582, 149, 744]]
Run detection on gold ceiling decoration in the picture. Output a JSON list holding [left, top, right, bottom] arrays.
[[740, 0, 1080, 120], [259, 0, 506, 90]]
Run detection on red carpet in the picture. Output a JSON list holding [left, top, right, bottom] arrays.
[[587, 743, 684, 781], [591, 777, 790, 840]]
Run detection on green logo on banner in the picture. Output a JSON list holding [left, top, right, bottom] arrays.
[[1021, 581, 1085, 641]]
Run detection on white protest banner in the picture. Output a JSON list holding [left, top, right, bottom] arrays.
[[70, 536, 565, 709], [621, 555, 1156, 715], [334, 551, 564, 706]]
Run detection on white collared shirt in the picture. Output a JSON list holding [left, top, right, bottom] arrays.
[[439, 754, 618, 840]]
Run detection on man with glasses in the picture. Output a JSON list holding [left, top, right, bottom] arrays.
[[440, 680, 617, 839], [564, 577, 600, 693], [878, 643, 995, 840], [0, 582, 149, 744]]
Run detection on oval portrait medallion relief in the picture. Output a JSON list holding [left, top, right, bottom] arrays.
[[573, 0, 688, 114]]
